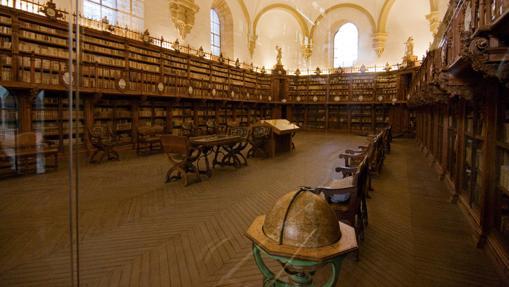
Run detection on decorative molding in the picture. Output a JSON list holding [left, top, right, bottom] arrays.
[[437, 72, 474, 100], [464, 36, 509, 84], [169, 0, 200, 40], [426, 10, 441, 36], [39, 0, 63, 21], [372, 32, 388, 58], [301, 44, 312, 61], [377, 0, 396, 33], [248, 33, 257, 57]]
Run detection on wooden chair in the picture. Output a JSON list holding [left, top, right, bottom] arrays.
[[338, 131, 386, 183], [88, 126, 120, 163], [247, 124, 272, 158], [181, 121, 197, 137], [205, 119, 217, 135], [160, 135, 201, 186], [316, 158, 369, 259], [136, 126, 164, 155]]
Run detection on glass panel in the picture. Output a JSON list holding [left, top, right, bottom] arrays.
[[210, 9, 220, 56], [0, 2, 76, 285], [84, 0, 143, 30], [333, 23, 358, 68], [84, 1, 102, 20]]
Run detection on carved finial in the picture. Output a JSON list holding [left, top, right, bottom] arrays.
[[142, 29, 151, 44], [172, 39, 180, 52], [384, 62, 392, 72], [197, 46, 205, 57]]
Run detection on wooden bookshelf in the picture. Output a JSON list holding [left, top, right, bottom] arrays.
[[409, 0, 509, 276], [0, 4, 416, 151]]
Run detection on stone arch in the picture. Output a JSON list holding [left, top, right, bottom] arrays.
[[310, 3, 376, 40], [377, 0, 397, 33], [253, 3, 310, 40], [235, 0, 251, 38], [211, 0, 234, 58]]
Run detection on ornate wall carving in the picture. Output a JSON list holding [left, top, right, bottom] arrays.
[[169, 0, 200, 40]]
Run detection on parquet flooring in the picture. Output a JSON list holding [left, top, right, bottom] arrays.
[[0, 132, 504, 286]]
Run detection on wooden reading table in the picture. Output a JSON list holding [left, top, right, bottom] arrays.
[[260, 119, 300, 157], [190, 134, 246, 177]]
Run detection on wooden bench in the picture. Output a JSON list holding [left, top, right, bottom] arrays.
[[136, 126, 165, 154], [0, 132, 58, 175]]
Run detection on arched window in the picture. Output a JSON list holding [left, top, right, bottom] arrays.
[[333, 23, 358, 68], [210, 9, 221, 56], [84, 0, 144, 31]]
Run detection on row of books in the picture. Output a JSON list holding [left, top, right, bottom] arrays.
[[0, 15, 11, 25], [128, 45, 160, 58], [32, 110, 84, 121], [19, 72, 60, 85], [19, 42, 68, 58], [500, 165, 509, 194], [82, 53, 124, 67], [0, 26, 11, 35], [83, 42, 124, 57], [129, 52, 159, 64], [83, 35, 124, 50], [20, 30, 67, 46]]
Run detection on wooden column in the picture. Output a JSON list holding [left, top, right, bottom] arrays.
[[479, 82, 498, 245], [441, 104, 450, 178], [455, 99, 466, 201], [17, 90, 33, 133]]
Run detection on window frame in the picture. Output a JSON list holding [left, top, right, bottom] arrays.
[[333, 22, 359, 68], [83, 0, 144, 30], [210, 9, 221, 56]]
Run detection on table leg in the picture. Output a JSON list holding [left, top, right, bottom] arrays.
[[200, 147, 212, 178]]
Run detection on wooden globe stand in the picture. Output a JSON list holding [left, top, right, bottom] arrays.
[[246, 190, 358, 287]]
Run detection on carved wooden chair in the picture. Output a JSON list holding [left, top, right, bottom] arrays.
[[160, 135, 202, 186], [247, 124, 272, 158], [337, 133, 385, 194], [316, 158, 369, 259], [181, 121, 197, 137], [205, 119, 217, 135], [88, 126, 119, 164], [383, 126, 392, 154], [136, 126, 163, 155]]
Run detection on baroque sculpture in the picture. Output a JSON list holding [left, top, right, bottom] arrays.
[[276, 46, 283, 66], [403, 36, 418, 67]]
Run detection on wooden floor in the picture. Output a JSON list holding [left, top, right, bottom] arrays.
[[0, 132, 504, 286]]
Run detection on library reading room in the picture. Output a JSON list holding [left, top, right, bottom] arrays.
[[0, 0, 508, 286]]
